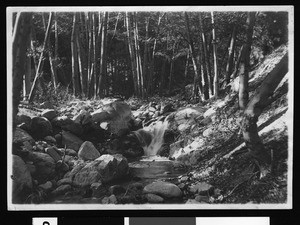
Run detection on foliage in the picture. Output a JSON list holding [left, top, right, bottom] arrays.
[[26, 10, 289, 100]]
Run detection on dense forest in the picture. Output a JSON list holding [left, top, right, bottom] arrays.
[[10, 9, 291, 207]]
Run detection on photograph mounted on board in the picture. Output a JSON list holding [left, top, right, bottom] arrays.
[[7, 6, 293, 210]]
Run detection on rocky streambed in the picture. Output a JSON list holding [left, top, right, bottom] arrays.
[[11, 99, 226, 205]]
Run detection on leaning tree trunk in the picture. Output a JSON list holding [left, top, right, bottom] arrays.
[[13, 12, 32, 126], [28, 12, 53, 103], [238, 12, 255, 110], [226, 25, 237, 85], [185, 12, 202, 99], [211, 11, 219, 99], [241, 53, 288, 164]]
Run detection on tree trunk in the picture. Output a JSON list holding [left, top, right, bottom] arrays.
[[23, 32, 32, 100], [148, 13, 165, 96], [232, 45, 244, 79], [225, 26, 237, 84], [71, 13, 80, 96], [42, 13, 58, 91], [198, 13, 210, 100], [143, 17, 149, 96], [12, 12, 32, 126], [183, 50, 190, 91], [133, 13, 144, 98], [28, 12, 53, 102], [238, 12, 255, 109], [92, 12, 97, 98], [125, 12, 139, 96], [185, 12, 202, 99], [159, 58, 166, 96], [97, 12, 108, 97], [211, 11, 219, 98], [168, 40, 177, 94], [54, 12, 58, 83], [241, 53, 288, 163]]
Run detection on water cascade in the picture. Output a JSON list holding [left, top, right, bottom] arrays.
[[133, 119, 169, 156]]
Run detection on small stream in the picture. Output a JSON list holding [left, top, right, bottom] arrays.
[[49, 114, 189, 204]]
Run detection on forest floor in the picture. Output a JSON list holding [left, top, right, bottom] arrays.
[[13, 45, 291, 205]]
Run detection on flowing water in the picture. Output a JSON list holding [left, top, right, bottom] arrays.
[[134, 119, 169, 156]]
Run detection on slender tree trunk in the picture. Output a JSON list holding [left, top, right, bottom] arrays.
[[12, 12, 32, 126], [71, 13, 79, 96], [133, 13, 144, 98], [239, 12, 255, 109], [148, 13, 165, 96], [198, 14, 209, 100], [231, 45, 243, 79], [42, 13, 58, 91], [94, 12, 103, 97], [168, 40, 177, 94], [241, 53, 288, 164], [211, 11, 219, 99], [97, 12, 108, 97], [28, 12, 53, 102], [23, 31, 32, 100], [159, 58, 166, 96], [54, 12, 58, 83], [226, 25, 237, 85], [183, 50, 190, 91], [125, 12, 138, 96], [92, 12, 97, 98], [185, 12, 202, 99], [143, 17, 149, 96]]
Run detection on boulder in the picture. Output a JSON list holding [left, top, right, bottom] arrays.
[[30, 117, 53, 139], [40, 101, 54, 109], [27, 152, 56, 183], [101, 194, 117, 204], [57, 177, 73, 186], [199, 117, 212, 126], [45, 146, 61, 162], [91, 101, 132, 136], [91, 182, 107, 198], [12, 155, 33, 200], [189, 182, 214, 195], [202, 127, 215, 137], [78, 141, 100, 161], [38, 181, 53, 192], [44, 136, 57, 144], [61, 130, 84, 152], [41, 109, 57, 121], [52, 116, 83, 136], [143, 181, 182, 199], [169, 140, 184, 157], [16, 114, 31, 131], [109, 185, 126, 195], [195, 195, 210, 203], [203, 107, 216, 118], [13, 127, 34, 144], [160, 103, 174, 115], [113, 154, 129, 176], [73, 110, 92, 125], [71, 154, 129, 187], [51, 184, 72, 196], [145, 193, 164, 203]]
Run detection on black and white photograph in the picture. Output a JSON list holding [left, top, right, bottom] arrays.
[[7, 6, 293, 210]]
